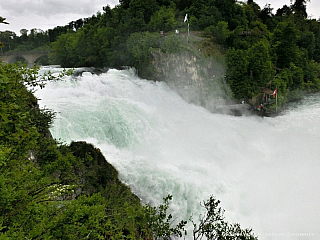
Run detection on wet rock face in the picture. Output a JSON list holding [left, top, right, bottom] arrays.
[[72, 67, 110, 76], [151, 50, 229, 112]]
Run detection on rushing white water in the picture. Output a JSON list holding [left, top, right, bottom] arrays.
[[35, 68, 320, 240]]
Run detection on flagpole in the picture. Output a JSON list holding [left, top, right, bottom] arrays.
[[187, 23, 189, 43], [276, 87, 278, 112], [184, 14, 189, 44]]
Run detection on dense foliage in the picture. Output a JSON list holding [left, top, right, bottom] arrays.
[[0, 28, 50, 52], [2, 0, 320, 106]]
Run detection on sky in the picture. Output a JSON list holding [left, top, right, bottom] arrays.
[[0, 0, 119, 34], [0, 0, 320, 35]]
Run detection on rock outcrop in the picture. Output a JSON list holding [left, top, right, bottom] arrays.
[[151, 49, 232, 113]]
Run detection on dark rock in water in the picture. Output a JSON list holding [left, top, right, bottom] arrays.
[[73, 67, 109, 76], [250, 105, 281, 117], [220, 103, 281, 117], [227, 104, 252, 116], [214, 103, 252, 116]]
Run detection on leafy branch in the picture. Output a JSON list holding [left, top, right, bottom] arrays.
[[191, 195, 257, 240]]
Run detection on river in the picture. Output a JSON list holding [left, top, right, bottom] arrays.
[[35, 67, 320, 240]]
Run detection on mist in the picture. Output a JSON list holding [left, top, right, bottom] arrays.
[[35, 68, 320, 240]]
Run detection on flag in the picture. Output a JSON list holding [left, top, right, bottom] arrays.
[[273, 88, 277, 97], [184, 14, 188, 22]]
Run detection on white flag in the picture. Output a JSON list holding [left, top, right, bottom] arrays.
[[184, 14, 188, 22]]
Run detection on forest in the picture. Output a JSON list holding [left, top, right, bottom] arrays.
[[1, 0, 320, 105], [0, 0, 320, 238]]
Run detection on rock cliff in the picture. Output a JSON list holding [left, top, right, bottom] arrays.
[[151, 48, 232, 113]]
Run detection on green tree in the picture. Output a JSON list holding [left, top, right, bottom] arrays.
[[212, 0, 248, 30], [148, 5, 177, 32], [192, 196, 258, 240], [0, 63, 69, 237], [19, 29, 29, 43], [51, 33, 73, 67], [243, 0, 261, 27], [292, 0, 310, 18], [126, 31, 159, 77], [129, 0, 159, 24], [298, 31, 315, 60], [303, 60, 320, 92], [259, 4, 278, 30], [226, 48, 251, 99], [0, 31, 17, 51], [247, 40, 274, 90], [226, 41, 274, 100], [213, 21, 231, 45], [272, 20, 300, 69], [286, 62, 304, 90], [136, 195, 187, 239], [119, 0, 131, 9], [186, 0, 222, 30], [160, 34, 182, 53], [93, 26, 115, 66]]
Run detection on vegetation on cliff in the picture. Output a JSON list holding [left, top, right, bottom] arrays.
[[1, 0, 320, 107], [0, 60, 180, 238]]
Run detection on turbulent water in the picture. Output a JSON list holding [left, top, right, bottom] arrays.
[[35, 68, 320, 240]]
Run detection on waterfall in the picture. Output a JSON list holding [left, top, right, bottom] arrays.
[[35, 68, 320, 240]]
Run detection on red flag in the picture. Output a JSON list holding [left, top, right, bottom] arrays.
[[273, 88, 277, 97]]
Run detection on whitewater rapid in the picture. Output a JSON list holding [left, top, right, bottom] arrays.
[[35, 68, 320, 240]]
